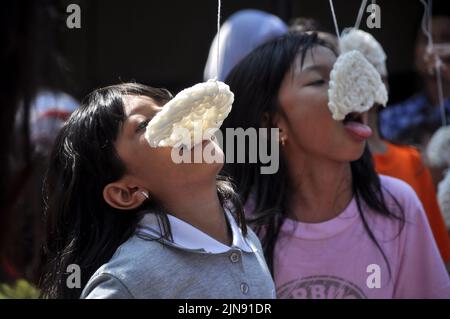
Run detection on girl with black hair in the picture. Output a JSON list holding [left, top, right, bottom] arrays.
[[222, 32, 450, 298], [39, 83, 275, 299]]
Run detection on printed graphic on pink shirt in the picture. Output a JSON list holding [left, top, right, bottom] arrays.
[[277, 275, 367, 299]]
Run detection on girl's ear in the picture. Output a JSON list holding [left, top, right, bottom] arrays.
[[271, 111, 289, 144], [103, 181, 147, 210]]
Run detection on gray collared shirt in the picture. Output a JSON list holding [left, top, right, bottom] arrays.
[[80, 211, 276, 299]]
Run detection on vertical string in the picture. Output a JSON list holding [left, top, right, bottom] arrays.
[[428, 0, 433, 44], [420, 0, 433, 48], [354, 0, 368, 30], [328, 0, 340, 40], [216, 0, 221, 80], [420, 0, 446, 126], [436, 64, 447, 126]]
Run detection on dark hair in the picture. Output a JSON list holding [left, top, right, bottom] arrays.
[[40, 83, 246, 299], [288, 17, 328, 34], [0, 0, 62, 279], [222, 32, 404, 277]]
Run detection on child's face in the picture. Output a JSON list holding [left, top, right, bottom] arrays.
[[276, 45, 369, 163], [113, 94, 224, 202]]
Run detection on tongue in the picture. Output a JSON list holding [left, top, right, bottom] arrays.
[[344, 121, 373, 139]]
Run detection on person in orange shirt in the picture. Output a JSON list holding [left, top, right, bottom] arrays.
[[369, 104, 450, 270]]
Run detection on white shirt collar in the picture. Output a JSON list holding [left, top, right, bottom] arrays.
[[136, 209, 255, 254]]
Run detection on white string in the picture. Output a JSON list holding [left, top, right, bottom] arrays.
[[428, 0, 433, 46], [420, 0, 447, 126], [420, 0, 433, 48], [354, 0, 368, 29], [436, 65, 447, 126], [328, 0, 340, 40], [216, 0, 221, 80]]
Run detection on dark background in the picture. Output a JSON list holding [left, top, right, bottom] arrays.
[[57, 0, 425, 104]]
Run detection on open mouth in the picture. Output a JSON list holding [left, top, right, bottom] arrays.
[[343, 112, 363, 124], [177, 138, 213, 156], [342, 112, 372, 140]]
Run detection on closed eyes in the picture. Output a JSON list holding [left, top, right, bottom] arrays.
[[135, 119, 151, 133], [307, 79, 326, 86]]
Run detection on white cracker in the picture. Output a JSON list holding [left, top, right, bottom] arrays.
[[438, 171, 450, 230], [426, 125, 450, 167], [328, 50, 388, 121], [339, 28, 387, 77], [145, 79, 233, 147]]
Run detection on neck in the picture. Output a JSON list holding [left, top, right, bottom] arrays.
[[161, 179, 231, 246], [286, 154, 353, 223]]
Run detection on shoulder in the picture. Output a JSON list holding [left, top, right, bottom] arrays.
[[378, 175, 423, 216], [378, 175, 427, 225], [101, 235, 166, 272], [388, 143, 420, 157], [245, 226, 263, 250], [379, 175, 418, 201], [80, 272, 133, 299], [81, 234, 174, 299], [360, 176, 434, 261], [388, 144, 423, 165]]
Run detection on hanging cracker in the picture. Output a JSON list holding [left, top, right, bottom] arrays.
[[145, 79, 233, 148], [426, 125, 450, 167], [438, 171, 450, 229], [328, 50, 388, 121], [339, 28, 387, 77]]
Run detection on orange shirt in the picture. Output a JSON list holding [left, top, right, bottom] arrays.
[[373, 142, 450, 263]]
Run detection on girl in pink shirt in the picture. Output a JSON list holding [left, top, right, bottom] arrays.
[[221, 32, 450, 298]]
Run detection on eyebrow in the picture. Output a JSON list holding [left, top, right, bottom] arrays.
[[128, 101, 159, 117], [129, 111, 157, 130], [300, 64, 331, 73], [124, 102, 160, 136], [120, 115, 151, 139]]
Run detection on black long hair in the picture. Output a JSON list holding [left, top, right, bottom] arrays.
[[0, 0, 63, 281], [222, 32, 405, 276], [40, 83, 247, 299]]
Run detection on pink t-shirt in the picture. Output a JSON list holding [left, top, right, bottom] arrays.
[[249, 175, 450, 299]]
